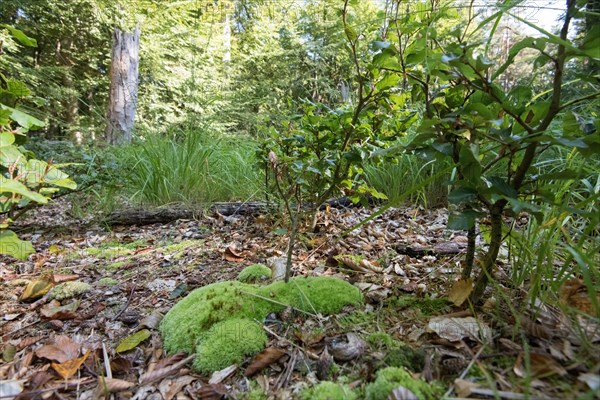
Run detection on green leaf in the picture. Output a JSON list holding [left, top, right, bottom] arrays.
[[448, 187, 478, 204], [0, 109, 11, 126], [0, 177, 48, 204], [376, 73, 400, 91], [116, 329, 151, 353], [487, 176, 518, 198], [0, 105, 44, 131], [458, 144, 481, 184], [6, 79, 31, 98], [0, 132, 15, 147], [1, 25, 37, 47], [0, 230, 35, 260], [447, 209, 484, 230], [344, 26, 357, 41], [0, 145, 26, 168]]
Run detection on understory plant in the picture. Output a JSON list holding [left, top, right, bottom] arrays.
[[384, 0, 599, 301], [260, 1, 399, 281], [127, 127, 262, 205], [0, 26, 76, 260]]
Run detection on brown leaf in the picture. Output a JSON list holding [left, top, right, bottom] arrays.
[[35, 335, 81, 363], [447, 278, 473, 306], [159, 376, 197, 400], [17, 335, 46, 351], [53, 274, 80, 283], [454, 379, 480, 398], [513, 352, 567, 379], [96, 376, 136, 393], [560, 278, 599, 315], [316, 346, 333, 380], [40, 300, 80, 320], [20, 279, 55, 301], [327, 333, 367, 361], [140, 355, 195, 385], [195, 383, 227, 400], [52, 350, 91, 380], [110, 357, 133, 373], [223, 244, 245, 262], [521, 316, 552, 340], [244, 347, 286, 377], [209, 365, 237, 384]]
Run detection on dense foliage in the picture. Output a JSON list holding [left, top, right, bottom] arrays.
[[1, 0, 598, 304]]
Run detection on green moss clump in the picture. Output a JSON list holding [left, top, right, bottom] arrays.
[[299, 381, 357, 400], [50, 281, 91, 300], [160, 276, 362, 370], [96, 278, 119, 286], [389, 295, 449, 316], [193, 318, 267, 374], [383, 347, 425, 371], [238, 264, 271, 283], [365, 367, 442, 400]]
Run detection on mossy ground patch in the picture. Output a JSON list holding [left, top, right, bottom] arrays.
[[160, 276, 363, 372]]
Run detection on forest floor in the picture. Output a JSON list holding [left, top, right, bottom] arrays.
[[1, 197, 598, 400]]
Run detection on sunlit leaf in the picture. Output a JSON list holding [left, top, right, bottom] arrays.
[[116, 329, 151, 353]]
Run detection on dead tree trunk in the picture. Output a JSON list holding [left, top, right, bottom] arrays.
[[105, 26, 140, 145]]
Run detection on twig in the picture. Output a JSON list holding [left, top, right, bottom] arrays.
[[260, 323, 319, 360], [442, 344, 486, 399], [112, 284, 135, 321]]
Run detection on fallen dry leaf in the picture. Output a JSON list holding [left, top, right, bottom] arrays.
[[427, 316, 492, 343], [327, 333, 367, 361], [447, 278, 473, 306], [223, 243, 245, 262], [20, 278, 55, 301], [159, 375, 196, 400], [454, 378, 480, 397], [35, 335, 81, 363], [40, 300, 80, 320], [96, 376, 136, 393], [244, 347, 286, 377], [513, 352, 567, 379], [210, 365, 238, 384], [52, 350, 91, 379]]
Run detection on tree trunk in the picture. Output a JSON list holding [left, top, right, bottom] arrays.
[[105, 26, 140, 145]]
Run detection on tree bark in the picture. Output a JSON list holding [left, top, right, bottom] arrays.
[[105, 26, 140, 145]]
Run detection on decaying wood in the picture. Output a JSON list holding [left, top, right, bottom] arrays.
[[394, 241, 464, 256], [104, 202, 276, 225], [105, 198, 360, 226]]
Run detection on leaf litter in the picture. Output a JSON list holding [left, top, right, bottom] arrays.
[[0, 197, 598, 399]]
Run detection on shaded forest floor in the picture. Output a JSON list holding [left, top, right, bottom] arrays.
[[1, 197, 598, 399]]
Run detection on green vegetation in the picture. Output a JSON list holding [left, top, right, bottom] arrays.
[[50, 281, 91, 300], [96, 277, 119, 286], [193, 318, 267, 374], [364, 367, 443, 400], [299, 381, 357, 400], [125, 130, 262, 205], [160, 276, 363, 357], [237, 264, 271, 283], [0, 27, 77, 260]]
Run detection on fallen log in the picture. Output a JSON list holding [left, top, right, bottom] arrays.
[[104, 202, 277, 226]]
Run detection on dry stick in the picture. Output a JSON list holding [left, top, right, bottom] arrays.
[[112, 284, 135, 321], [274, 349, 298, 391], [102, 342, 113, 379], [260, 323, 319, 360], [442, 344, 486, 399]]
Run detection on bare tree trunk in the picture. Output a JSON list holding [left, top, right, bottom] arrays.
[[105, 26, 140, 145]]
